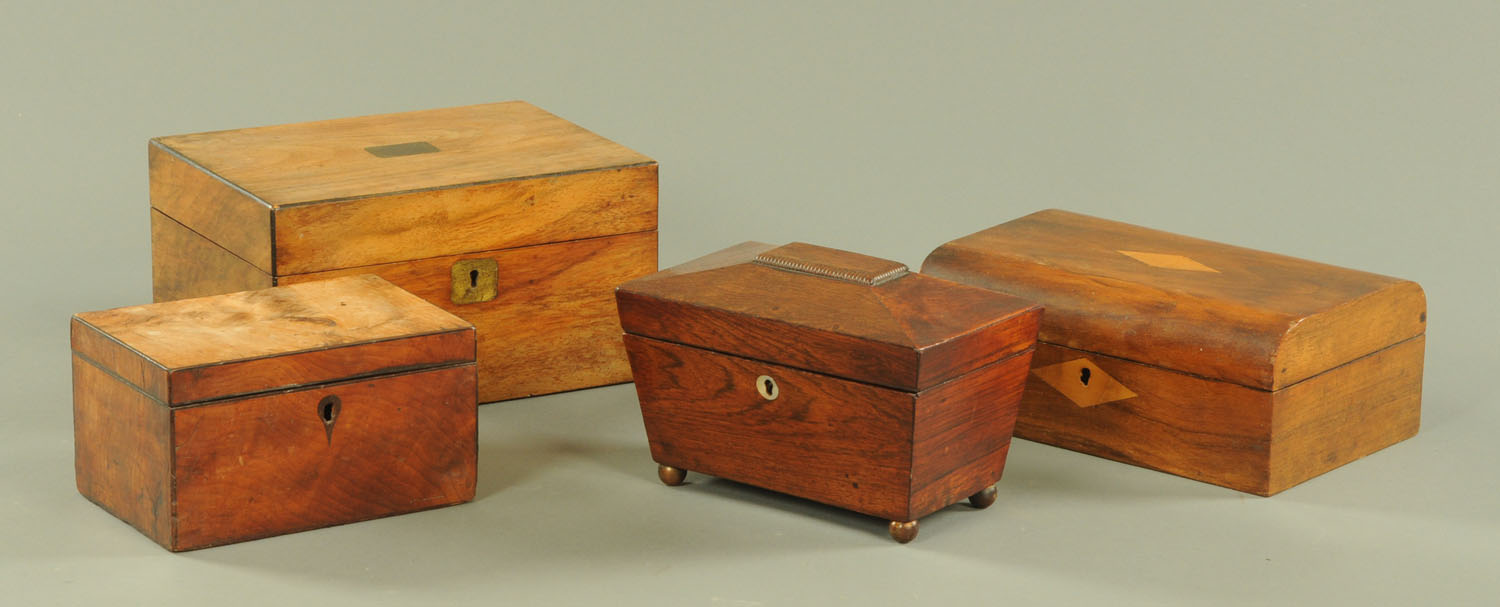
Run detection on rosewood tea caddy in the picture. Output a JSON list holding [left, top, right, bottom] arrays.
[[923, 210, 1426, 496], [71, 275, 477, 551], [617, 242, 1042, 542], [148, 101, 657, 403]]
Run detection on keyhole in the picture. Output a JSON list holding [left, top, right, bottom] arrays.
[[756, 375, 779, 400], [469, 269, 479, 288], [1079, 367, 1091, 386], [318, 395, 341, 423]]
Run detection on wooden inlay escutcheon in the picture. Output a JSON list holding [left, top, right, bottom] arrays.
[[1117, 250, 1219, 273], [1031, 357, 1137, 407]]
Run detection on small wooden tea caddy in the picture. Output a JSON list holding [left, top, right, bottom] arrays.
[[617, 242, 1042, 542]]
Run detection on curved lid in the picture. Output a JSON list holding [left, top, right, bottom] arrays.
[[922, 210, 1426, 390], [616, 242, 1041, 391]]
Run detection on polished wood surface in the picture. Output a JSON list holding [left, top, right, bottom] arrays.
[[283, 231, 654, 402], [618, 242, 1040, 391], [150, 101, 659, 402], [1016, 343, 1275, 494], [1269, 335, 1423, 494], [148, 142, 273, 271], [152, 101, 652, 207], [73, 355, 172, 547], [625, 336, 1033, 527], [924, 210, 1427, 495], [150, 210, 272, 302], [74, 275, 473, 403], [273, 164, 656, 274], [172, 364, 477, 551], [922, 209, 1426, 390]]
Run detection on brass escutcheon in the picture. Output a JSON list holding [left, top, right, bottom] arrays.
[[451, 259, 499, 304]]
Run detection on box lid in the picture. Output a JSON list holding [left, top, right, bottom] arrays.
[[616, 242, 1042, 392], [921, 210, 1426, 391], [71, 275, 475, 406], [149, 101, 657, 274]]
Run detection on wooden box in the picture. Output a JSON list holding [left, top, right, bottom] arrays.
[[149, 101, 656, 403], [617, 242, 1042, 542], [71, 275, 478, 551], [922, 210, 1426, 496]]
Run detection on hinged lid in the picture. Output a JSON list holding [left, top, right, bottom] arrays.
[[616, 242, 1042, 392], [921, 210, 1427, 390], [149, 101, 657, 274], [71, 275, 475, 406]]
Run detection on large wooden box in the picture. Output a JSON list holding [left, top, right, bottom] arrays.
[[149, 101, 656, 403], [617, 242, 1042, 542], [922, 210, 1426, 496], [71, 275, 478, 551]]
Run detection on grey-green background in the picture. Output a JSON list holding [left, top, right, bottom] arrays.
[[3, 2, 1497, 605]]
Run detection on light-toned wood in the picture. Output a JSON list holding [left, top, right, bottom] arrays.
[[148, 142, 273, 271], [150, 209, 273, 302], [70, 318, 168, 401], [618, 242, 1041, 391], [1270, 336, 1424, 494], [73, 355, 172, 547], [1116, 250, 1221, 273], [1029, 357, 1138, 408], [273, 164, 657, 274], [282, 231, 655, 402], [922, 209, 1425, 390], [153, 101, 653, 207], [74, 275, 470, 383], [172, 364, 476, 551]]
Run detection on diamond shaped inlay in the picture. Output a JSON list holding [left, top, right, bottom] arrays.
[[1031, 358, 1137, 408], [1117, 250, 1219, 273]]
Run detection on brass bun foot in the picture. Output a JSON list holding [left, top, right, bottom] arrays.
[[657, 464, 687, 486], [968, 485, 998, 509], [888, 520, 919, 544]]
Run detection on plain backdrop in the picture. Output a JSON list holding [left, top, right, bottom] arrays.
[[3, 2, 1497, 605]]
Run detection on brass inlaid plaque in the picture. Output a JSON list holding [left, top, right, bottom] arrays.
[[365, 141, 441, 158], [451, 259, 498, 305], [1031, 358, 1137, 408], [1117, 250, 1219, 273]]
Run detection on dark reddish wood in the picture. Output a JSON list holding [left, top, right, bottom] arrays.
[[172, 364, 476, 551], [968, 486, 998, 509], [620, 242, 1040, 540], [71, 278, 478, 551], [909, 350, 1031, 518], [618, 242, 1040, 392], [923, 210, 1426, 495]]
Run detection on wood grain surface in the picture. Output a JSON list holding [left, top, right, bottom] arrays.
[[73, 355, 172, 547], [626, 334, 1035, 522], [150, 209, 273, 302], [1269, 335, 1424, 494], [170, 364, 477, 551], [618, 242, 1040, 391], [921, 209, 1425, 390], [1015, 343, 1276, 494], [283, 231, 655, 402], [148, 141, 273, 272], [273, 164, 657, 274], [627, 334, 917, 521], [152, 101, 653, 207], [74, 275, 470, 383]]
